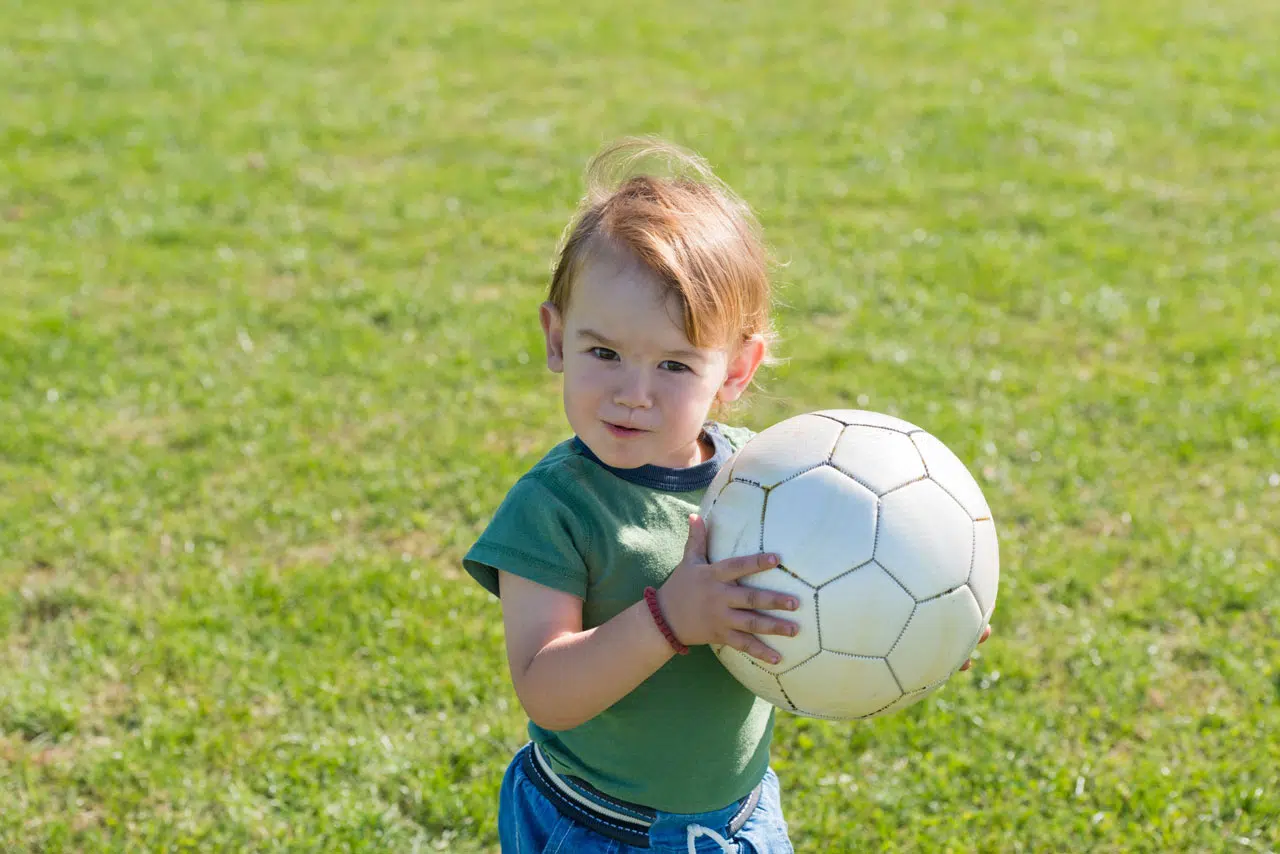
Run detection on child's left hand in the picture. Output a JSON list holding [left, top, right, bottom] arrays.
[[958, 624, 993, 671]]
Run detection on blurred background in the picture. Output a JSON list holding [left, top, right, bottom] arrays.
[[1, 0, 1277, 850]]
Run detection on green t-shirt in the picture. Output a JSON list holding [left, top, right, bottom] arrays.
[[463, 422, 774, 814]]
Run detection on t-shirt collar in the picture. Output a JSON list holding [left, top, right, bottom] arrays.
[[571, 424, 731, 492]]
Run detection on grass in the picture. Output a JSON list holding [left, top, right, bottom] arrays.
[[1, 0, 1278, 850]]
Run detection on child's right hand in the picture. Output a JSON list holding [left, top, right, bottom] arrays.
[[656, 514, 800, 665]]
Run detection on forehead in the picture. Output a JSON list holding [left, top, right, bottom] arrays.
[[568, 243, 693, 347]]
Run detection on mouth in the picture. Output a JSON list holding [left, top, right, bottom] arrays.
[[603, 422, 648, 439]]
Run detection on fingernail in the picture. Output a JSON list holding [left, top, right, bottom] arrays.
[[788, 599, 799, 609], [767, 554, 780, 565], [789, 625, 798, 636]]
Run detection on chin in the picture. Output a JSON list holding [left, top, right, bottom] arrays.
[[592, 444, 649, 469]]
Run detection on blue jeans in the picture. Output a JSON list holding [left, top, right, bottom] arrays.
[[498, 743, 794, 853]]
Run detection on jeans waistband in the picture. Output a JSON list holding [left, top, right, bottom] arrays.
[[522, 743, 761, 849]]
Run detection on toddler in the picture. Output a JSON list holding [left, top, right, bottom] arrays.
[[464, 138, 796, 852]]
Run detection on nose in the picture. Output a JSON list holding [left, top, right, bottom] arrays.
[[613, 366, 652, 410]]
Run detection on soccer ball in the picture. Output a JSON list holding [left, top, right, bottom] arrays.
[[698, 410, 998, 720]]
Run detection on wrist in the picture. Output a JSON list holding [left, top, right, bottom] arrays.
[[645, 586, 690, 655]]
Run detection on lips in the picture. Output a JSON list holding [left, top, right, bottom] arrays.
[[604, 422, 647, 439]]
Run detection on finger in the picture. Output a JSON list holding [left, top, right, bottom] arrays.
[[725, 630, 783, 666], [715, 550, 780, 580], [978, 625, 993, 644], [729, 609, 798, 638], [726, 585, 800, 614], [684, 514, 709, 564]]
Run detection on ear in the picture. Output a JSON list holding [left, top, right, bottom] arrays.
[[539, 301, 565, 373], [717, 334, 766, 403]]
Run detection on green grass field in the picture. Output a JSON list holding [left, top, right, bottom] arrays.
[[2, 0, 1278, 850]]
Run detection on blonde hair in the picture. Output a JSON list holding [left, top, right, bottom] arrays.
[[548, 138, 775, 353]]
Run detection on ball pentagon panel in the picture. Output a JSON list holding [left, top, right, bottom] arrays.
[[829, 425, 928, 495], [762, 466, 877, 587], [887, 586, 983, 692], [816, 562, 915, 657], [875, 479, 974, 600]]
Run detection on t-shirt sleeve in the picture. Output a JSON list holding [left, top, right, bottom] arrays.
[[462, 473, 589, 600], [718, 423, 757, 452]]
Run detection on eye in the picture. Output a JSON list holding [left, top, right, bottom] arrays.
[[589, 347, 620, 361], [659, 360, 692, 373]]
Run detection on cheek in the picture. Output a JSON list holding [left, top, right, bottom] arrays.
[[666, 375, 721, 413], [563, 360, 604, 406]]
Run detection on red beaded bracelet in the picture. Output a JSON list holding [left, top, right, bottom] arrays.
[[643, 586, 689, 655]]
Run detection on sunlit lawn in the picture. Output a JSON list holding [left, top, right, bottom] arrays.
[[2, 0, 1278, 850]]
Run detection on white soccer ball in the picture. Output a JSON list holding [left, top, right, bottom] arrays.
[[698, 410, 998, 720]]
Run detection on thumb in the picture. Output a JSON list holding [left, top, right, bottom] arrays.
[[684, 513, 709, 564]]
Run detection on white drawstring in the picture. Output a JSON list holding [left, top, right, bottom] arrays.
[[687, 822, 735, 854]]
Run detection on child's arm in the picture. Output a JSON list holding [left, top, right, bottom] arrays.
[[499, 514, 799, 732], [499, 572, 673, 731]]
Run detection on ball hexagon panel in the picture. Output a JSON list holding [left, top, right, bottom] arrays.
[[829, 425, 928, 495], [875, 479, 974, 600], [813, 409, 922, 433], [762, 466, 878, 587], [699, 458, 738, 519], [703, 481, 766, 563], [778, 652, 903, 720], [733, 568, 821, 673], [730, 414, 843, 488], [969, 518, 1000, 621], [816, 562, 915, 657], [887, 586, 983, 692], [714, 647, 789, 709], [911, 432, 991, 520]]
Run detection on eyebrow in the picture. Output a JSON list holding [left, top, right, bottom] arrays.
[[577, 328, 702, 361]]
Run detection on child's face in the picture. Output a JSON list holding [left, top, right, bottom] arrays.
[[540, 242, 764, 470]]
